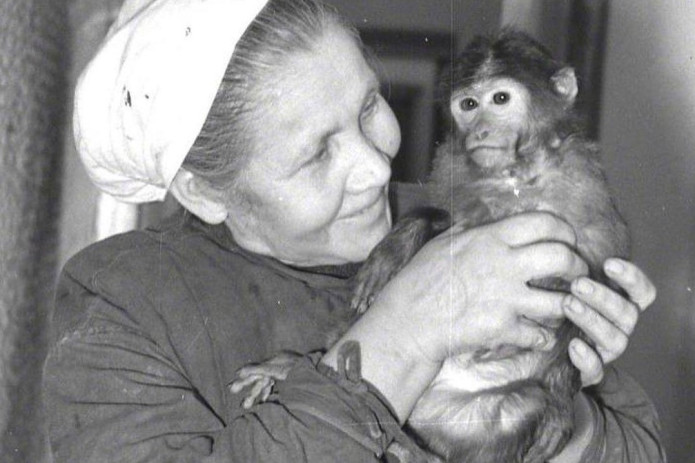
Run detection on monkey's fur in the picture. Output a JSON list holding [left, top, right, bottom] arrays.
[[234, 30, 629, 463], [349, 30, 630, 462]]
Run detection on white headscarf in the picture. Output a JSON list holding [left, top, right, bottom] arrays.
[[74, 0, 269, 203]]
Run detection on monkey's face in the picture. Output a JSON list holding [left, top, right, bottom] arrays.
[[449, 77, 531, 171]]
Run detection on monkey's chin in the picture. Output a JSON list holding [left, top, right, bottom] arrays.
[[469, 147, 516, 170]]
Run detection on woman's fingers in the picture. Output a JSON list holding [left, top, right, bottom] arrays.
[[568, 338, 605, 386], [497, 320, 554, 351], [560, 260, 656, 384], [491, 212, 578, 248], [604, 258, 656, 311], [571, 277, 640, 335], [516, 242, 589, 282], [563, 293, 630, 364], [512, 289, 566, 321]]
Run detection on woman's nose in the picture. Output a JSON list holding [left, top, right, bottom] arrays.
[[345, 140, 392, 192]]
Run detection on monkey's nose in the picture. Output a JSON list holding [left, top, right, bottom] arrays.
[[475, 129, 489, 140]]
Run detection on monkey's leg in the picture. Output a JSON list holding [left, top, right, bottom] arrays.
[[522, 322, 582, 463], [351, 207, 451, 314], [520, 378, 576, 463]]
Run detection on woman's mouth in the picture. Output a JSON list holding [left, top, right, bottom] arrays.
[[341, 195, 385, 221]]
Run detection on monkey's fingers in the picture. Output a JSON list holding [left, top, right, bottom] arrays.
[[350, 280, 377, 314], [228, 374, 264, 394], [351, 214, 437, 313], [260, 383, 274, 402], [351, 248, 409, 313], [242, 378, 276, 409]]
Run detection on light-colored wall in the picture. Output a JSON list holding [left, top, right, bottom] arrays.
[[600, 2, 695, 460]]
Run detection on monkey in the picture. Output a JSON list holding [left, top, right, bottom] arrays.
[[231, 29, 629, 463]]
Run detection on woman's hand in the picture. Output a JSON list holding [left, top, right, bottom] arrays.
[[562, 258, 657, 386], [322, 212, 589, 420], [370, 211, 589, 364]]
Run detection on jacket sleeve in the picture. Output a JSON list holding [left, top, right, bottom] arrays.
[[43, 298, 401, 463], [579, 366, 667, 462]]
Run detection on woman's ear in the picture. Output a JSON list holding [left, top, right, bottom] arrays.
[[169, 169, 229, 224]]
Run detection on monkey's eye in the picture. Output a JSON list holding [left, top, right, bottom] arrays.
[[493, 92, 511, 105], [459, 98, 478, 111]]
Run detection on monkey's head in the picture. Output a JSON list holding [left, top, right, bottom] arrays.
[[440, 29, 581, 171]]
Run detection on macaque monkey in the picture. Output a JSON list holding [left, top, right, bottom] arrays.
[[232, 30, 629, 463]]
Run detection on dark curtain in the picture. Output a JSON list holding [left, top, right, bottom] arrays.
[[0, 0, 68, 461], [566, 0, 610, 139]]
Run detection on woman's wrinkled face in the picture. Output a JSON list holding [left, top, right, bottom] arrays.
[[224, 24, 401, 266]]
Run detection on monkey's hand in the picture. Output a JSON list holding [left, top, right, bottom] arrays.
[[351, 207, 451, 314], [228, 352, 302, 409]]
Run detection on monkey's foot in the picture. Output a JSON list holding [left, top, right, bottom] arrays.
[[228, 352, 301, 409]]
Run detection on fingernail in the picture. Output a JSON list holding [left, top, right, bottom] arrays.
[[571, 340, 588, 356], [564, 297, 585, 315], [605, 259, 624, 275], [536, 331, 551, 349], [574, 278, 594, 295]]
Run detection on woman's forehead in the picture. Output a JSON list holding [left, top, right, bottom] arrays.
[[275, 26, 374, 90], [251, 27, 377, 137]]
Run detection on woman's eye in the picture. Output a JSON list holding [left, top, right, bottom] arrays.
[[493, 91, 510, 105], [460, 98, 478, 111], [309, 146, 330, 166]]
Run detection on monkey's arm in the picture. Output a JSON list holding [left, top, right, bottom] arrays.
[[350, 207, 450, 313]]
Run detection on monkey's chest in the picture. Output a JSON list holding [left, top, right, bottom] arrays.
[[443, 173, 559, 227]]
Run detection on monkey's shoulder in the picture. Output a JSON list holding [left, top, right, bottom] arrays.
[[547, 137, 614, 193]]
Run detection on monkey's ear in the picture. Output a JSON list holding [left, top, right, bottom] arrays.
[[169, 169, 229, 224], [551, 67, 578, 103]]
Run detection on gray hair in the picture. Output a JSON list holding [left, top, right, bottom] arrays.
[[183, 0, 360, 190]]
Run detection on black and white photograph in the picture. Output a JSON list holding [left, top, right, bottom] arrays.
[[0, 1, 693, 462]]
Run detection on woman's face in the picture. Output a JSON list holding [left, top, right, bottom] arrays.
[[224, 24, 401, 266]]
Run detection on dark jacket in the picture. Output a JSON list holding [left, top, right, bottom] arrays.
[[43, 186, 666, 462]]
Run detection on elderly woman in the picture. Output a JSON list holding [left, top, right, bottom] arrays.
[[43, 0, 665, 462]]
